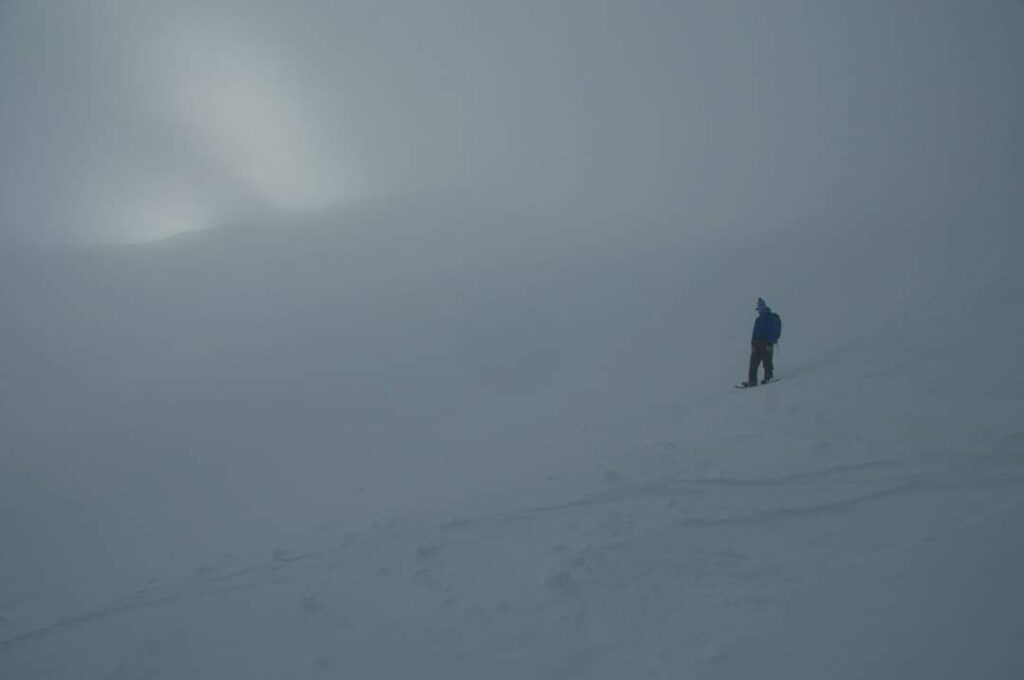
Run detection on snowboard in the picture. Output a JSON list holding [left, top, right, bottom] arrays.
[[734, 378, 780, 388]]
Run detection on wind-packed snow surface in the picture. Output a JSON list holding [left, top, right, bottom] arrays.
[[1, 200, 1022, 678]]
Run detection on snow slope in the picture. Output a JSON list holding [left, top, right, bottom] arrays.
[[1, 197, 1022, 678]]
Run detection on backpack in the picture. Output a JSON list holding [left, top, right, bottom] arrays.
[[769, 312, 782, 343]]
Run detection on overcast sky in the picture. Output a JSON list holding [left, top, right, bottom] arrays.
[[0, 0, 1020, 243]]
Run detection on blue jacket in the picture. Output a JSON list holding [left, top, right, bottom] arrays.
[[752, 308, 782, 344]]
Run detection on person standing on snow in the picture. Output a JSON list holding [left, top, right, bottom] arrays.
[[742, 298, 782, 387]]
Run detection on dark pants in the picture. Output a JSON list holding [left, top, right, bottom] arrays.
[[748, 342, 774, 384]]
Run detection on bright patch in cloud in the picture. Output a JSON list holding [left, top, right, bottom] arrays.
[[104, 14, 361, 243], [167, 22, 352, 210]]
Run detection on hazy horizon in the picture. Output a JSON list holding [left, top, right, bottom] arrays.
[[2, 0, 1020, 244]]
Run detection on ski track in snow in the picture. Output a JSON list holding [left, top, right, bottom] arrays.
[[3, 446, 1022, 670], [442, 452, 1017, 531]]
